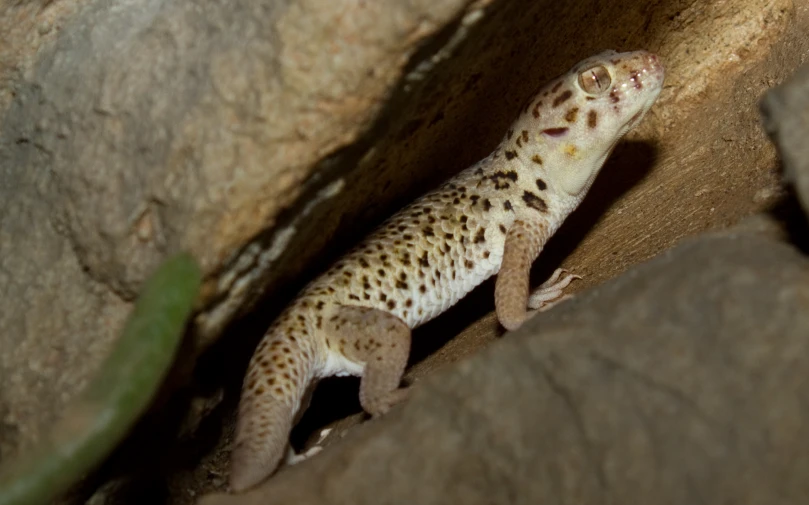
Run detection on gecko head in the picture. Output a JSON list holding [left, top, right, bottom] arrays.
[[516, 50, 664, 197]]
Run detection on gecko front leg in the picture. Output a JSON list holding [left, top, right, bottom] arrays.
[[494, 220, 579, 331]]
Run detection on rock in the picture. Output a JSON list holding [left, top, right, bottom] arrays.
[[761, 60, 809, 218], [200, 231, 809, 504], [0, 0, 478, 462]]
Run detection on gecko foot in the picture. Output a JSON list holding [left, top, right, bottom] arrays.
[[527, 268, 581, 311], [285, 427, 333, 466], [285, 444, 323, 466]]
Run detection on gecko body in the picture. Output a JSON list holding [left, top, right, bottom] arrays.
[[230, 49, 664, 491]]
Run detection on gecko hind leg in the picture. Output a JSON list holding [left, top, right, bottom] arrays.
[[528, 268, 581, 311], [282, 383, 322, 466], [324, 305, 412, 417]]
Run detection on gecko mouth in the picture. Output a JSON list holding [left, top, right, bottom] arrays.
[[627, 110, 644, 128]]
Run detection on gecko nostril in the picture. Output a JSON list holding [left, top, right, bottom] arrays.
[[645, 53, 664, 75]]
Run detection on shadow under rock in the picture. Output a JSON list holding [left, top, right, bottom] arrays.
[[768, 186, 809, 254]]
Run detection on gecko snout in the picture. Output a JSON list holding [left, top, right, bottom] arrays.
[[638, 51, 665, 87]]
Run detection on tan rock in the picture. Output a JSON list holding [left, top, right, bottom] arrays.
[[200, 231, 809, 505]]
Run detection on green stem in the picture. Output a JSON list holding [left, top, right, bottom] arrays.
[[0, 253, 202, 505]]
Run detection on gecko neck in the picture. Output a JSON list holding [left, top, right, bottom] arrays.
[[484, 146, 585, 228]]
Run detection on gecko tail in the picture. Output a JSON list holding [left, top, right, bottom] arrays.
[[229, 402, 292, 492], [229, 328, 315, 492]]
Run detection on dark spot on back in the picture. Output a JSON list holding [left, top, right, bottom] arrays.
[[504, 150, 518, 160], [536, 179, 547, 191], [504, 200, 513, 211], [522, 191, 548, 213], [488, 170, 518, 189]]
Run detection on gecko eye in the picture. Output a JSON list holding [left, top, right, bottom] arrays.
[[578, 65, 611, 94]]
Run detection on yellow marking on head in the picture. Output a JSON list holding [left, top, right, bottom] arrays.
[[563, 144, 580, 159]]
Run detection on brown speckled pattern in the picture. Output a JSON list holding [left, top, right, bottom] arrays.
[[230, 49, 664, 492]]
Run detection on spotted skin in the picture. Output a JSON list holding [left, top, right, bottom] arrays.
[[230, 50, 664, 492]]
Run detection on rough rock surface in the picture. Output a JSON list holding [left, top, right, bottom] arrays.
[[201, 230, 809, 505], [761, 59, 809, 216], [0, 0, 480, 460]]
